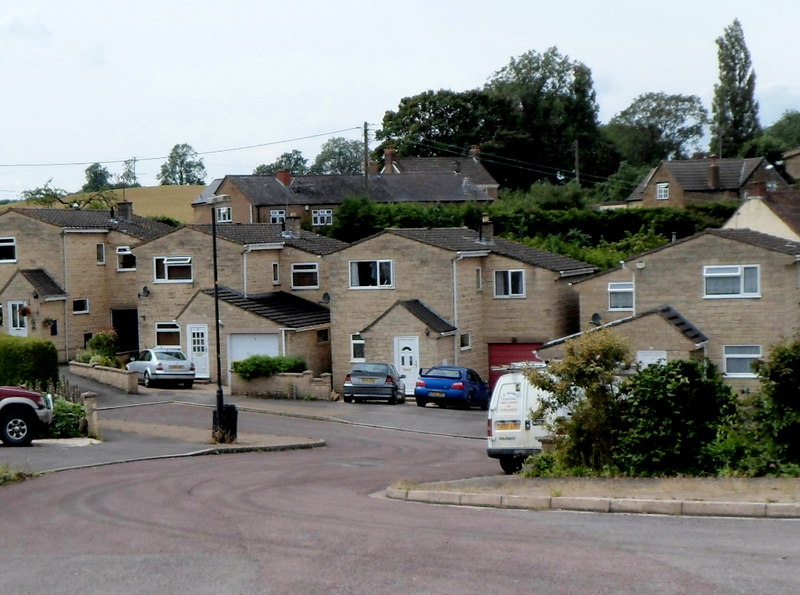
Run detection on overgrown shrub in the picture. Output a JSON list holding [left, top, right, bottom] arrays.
[[46, 398, 87, 439], [0, 336, 58, 388], [86, 329, 118, 360], [231, 355, 307, 380]]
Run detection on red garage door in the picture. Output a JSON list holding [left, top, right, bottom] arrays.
[[488, 343, 542, 388]]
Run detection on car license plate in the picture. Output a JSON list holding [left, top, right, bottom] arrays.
[[496, 421, 520, 431], [168, 365, 183, 370], [429, 391, 445, 397], [361, 378, 376, 383]]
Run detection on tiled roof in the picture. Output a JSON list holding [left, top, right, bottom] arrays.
[[189, 223, 347, 255], [361, 299, 456, 335], [195, 173, 494, 208], [759, 190, 800, 237], [20, 269, 67, 298], [665, 157, 765, 191], [392, 156, 498, 187], [705, 227, 800, 255], [202, 287, 330, 328], [384, 228, 596, 276], [10, 208, 173, 241]]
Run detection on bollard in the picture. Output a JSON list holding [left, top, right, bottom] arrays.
[[81, 391, 99, 439]]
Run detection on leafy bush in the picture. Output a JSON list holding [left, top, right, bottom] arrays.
[[86, 329, 118, 360], [46, 398, 87, 439], [0, 336, 58, 388], [89, 354, 116, 367], [231, 355, 307, 380]]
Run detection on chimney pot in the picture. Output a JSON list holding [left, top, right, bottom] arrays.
[[384, 146, 396, 174], [117, 201, 133, 221], [708, 154, 720, 189], [276, 169, 293, 186]]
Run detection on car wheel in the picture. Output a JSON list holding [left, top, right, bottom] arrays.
[[389, 390, 397, 405], [343, 395, 353, 403], [415, 397, 427, 407], [143, 371, 153, 388], [399, 394, 406, 404], [499, 455, 524, 475], [1, 410, 35, 446], [480, 398, 489, 411]]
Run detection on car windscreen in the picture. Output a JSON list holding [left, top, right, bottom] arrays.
[[426, 368, 461, 379], [156, 351, 187, 361], [352, 364, 388, 375]]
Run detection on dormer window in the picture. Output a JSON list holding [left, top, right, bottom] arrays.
[[215, 206, 232, 223]]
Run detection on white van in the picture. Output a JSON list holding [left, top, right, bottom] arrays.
[[486, 365, 554, 474]]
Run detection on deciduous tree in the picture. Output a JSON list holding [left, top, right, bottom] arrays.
[[253, 150, 309, 175], [157, 143, 206, 185], [81, 163, 113, 193], [310, 137, 364, 174]]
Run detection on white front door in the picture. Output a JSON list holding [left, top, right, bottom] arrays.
[[394, 336, 419, 395], [8, 301, 28, 337], [187, 324, 210, 379]]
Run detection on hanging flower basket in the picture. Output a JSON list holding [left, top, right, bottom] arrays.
[[19, 306, 32, 317]]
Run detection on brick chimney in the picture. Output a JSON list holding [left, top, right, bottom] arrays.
[[478, 214, 494, 244], [708, 154, 720, 189], [276, 169, 293, 186], [384, 146, 396, 174], [116, 201, 133, 221], [283, 212, 302, 235]]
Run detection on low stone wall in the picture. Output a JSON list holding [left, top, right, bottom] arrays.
[[231, 370, 334, 400], [69, 362, 139, 394]]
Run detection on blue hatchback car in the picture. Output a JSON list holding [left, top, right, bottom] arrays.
[[414, 366, 490, 409]]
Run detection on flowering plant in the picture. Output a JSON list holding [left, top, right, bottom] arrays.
[[19, 306, 32, 317]]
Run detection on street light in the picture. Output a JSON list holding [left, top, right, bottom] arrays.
[[207, 193, 236, 442]]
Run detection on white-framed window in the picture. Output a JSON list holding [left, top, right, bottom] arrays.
[[475, 267, 483, 291], [96, 243, 106, 265], [72, 298, 89, 314], [154, 256, 193, 283], [350, 333, 365, 361], [704, 265, 759, 298], [459, 332, 471, 350], [349, 260, 393, 288], [272, 262, 280, 285], [494, 269, 525, 297], [723, 345, 761, 377], [116, 246, 136, 271], [270, 209, 286, 224], [317, 329, 330, 344], [656, 182, 670, 200], [0, 237, 17, 263], [312, 209, 333, 226], [608, 281, 634, 311], [215, 206, 232, 223], [155, 322, 181, 347], [291, 262, 319, 289]]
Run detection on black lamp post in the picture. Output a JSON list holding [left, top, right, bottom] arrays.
[[208, 194, 236, 442]]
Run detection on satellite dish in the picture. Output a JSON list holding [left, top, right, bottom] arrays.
[[320, 292, 331, 304], [590, 312, 602, 326]]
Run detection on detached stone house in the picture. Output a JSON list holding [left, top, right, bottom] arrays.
[[540, 228, 800, 393], [131, 220, 345, 385], [627, 155, 788, 208], [324, 222, 595, 392], [191, 169, 495, 229], [0, 203, 173, 361]]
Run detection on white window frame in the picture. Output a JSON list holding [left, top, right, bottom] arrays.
[[350, 333, 365, 362], [656, 182, 670, 200], [475, 267, 483, 291], [155, 322, 181, 348], [704, 265, 760, 298], [459, 332, 471, 351], [291, 262, 320, 289], [72, 298, 89, 314], [272, 262, 280, 285], [215, 206, 232, 223], [608, 281, 634, 311], [116, 246, 136, 271], [154, 256, 193, 283], [96, 243, 106, 265], [723, 345, 761, 378], [349, 260, 394, 288], [312, 209, 333, 226], [494, 269, 525, 298], [270, 209, 286, 224], [0, 237, 17, 263]]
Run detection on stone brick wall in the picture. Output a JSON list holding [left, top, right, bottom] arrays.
[[69, 361, 139, 393], [231, 370, 333, 400]]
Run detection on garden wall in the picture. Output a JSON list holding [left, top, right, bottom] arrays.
[[231, 370, 334, 400], [69, 362, 139, 394]]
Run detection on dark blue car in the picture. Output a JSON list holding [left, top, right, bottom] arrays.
[[414, 366, 490, 409]]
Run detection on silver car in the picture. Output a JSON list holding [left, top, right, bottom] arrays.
[[342, 362, 406, 405], [126, 349, 195, 388]]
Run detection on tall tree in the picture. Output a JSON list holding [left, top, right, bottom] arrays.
[[605, 93, 708, 165], [253, 150, 309, 175], [157, 143, 206, 185], [21, 179, 115, 209], [117, 158, 141, 188], [81, 163, 113, 193], [310, 137, 364, 174], [710, 19, 761, 157], [765, 110, 800, 148]]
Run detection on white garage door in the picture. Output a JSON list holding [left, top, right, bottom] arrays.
[[229, 333, 279, 363]]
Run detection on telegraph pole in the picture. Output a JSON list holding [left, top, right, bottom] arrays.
[[363, 121, 370, 197]]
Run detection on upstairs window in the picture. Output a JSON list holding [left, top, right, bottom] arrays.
[[154, 256, 193, 282], [291, 262, 319, 289], [0, 237, 17, 263], [116, 246, 136, 271], [656, 182, 670, 200], [96, 243, 106, 265], [270, 209, 286, 224], [608, 282, 634, 311], [272, 262, 280, 285], [215, 206, 232, 223], [73, 298, 89, 314], [494, 270, 524, 297], [350, 260, 393, 288], [704, 265, 759, 298], [312, 209, 333, 226]]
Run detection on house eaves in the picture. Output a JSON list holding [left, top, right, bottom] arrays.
[[361, 299, 456, 335]]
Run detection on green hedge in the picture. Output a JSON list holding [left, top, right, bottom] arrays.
[[231, 355, 307, 380], [0, 336, 58, 388]]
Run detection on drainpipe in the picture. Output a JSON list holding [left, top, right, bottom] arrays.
[[452, 254, 464, 365], [62, 232, 70, 361]]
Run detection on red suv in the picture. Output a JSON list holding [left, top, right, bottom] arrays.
[[0, 386, 54, 446]]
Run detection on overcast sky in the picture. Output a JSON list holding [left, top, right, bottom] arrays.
[[1, 0, 798, 199]]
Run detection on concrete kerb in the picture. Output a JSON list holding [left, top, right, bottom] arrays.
[[385, 489, 800, 519]]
